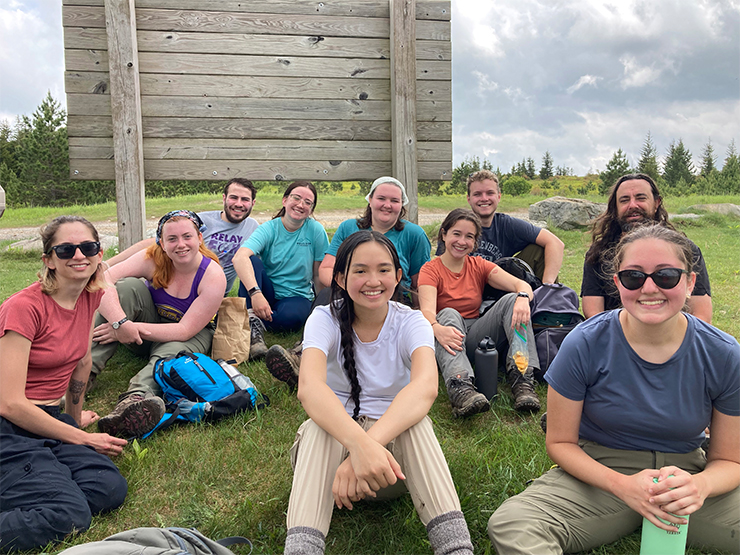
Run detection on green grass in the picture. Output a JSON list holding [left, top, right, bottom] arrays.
[[2, 193, 738, 554]]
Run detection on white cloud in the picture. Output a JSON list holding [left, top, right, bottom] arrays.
[[567, 75, 603, 94], [619, 56, 664, 88]]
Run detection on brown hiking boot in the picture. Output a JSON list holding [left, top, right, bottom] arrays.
[[446, 377, 490, 418], [506, 366, 541, 412], [265, 345, 300, 388], [248, 309, 268, 360], [98, 393, 166, 438]]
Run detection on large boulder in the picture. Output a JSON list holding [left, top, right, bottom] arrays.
[[528, 197, 606, 230], [686, 203, 740, 218], [5, 234, 119, 253]]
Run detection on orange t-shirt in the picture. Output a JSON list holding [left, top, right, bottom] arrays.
[[418, 256, 496, 318]]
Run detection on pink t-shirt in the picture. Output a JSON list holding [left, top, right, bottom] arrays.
[[0, 282, 103, 400], [418, 256, 496, 319]]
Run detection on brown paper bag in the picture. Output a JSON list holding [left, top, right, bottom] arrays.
[[211, 297, 251, 365]]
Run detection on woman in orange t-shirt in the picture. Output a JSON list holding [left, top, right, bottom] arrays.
[[418, 208, 539, 418]]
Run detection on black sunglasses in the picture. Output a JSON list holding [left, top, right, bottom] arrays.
[[48, 241, 101, 259], [617, 268, 688, 290]]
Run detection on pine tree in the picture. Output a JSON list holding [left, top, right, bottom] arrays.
[[636, 131, 660, 182], [451, 155, 483, 194], [599, 148, 631, 194], [525, 157, 536, 179], [539, 151, 554, 180], [663, 139, 695, 189], [15, 92, 70, 206], [699, 139, 717, 178], [721, 139, 740, 194]]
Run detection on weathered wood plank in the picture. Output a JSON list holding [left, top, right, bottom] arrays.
[[104, 0, 146, 246], [62, 0, 451, 21], [68, 158, 450, 181], [69, 137, 450, 161], [391, 0, 418, 221], [65, 50, 450, 80], [67, 116, 452, 141], [63, 6, 449, 40], [66, 71, 452, 100], [67, 93, 451, 122], [63, 27, 450, 61]]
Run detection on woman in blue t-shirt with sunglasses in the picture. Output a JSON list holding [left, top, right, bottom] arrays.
[[489, 224, 739, 554]]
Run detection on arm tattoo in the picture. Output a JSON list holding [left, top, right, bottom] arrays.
[[68, 379, 86, 405]]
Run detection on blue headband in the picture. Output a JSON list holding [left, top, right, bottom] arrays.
[[156, 210, 205, 245]]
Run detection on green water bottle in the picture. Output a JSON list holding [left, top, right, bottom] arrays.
[[639, 477, 689, 555]]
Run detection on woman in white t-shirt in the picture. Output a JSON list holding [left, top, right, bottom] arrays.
[[283, 230, 473, 555]]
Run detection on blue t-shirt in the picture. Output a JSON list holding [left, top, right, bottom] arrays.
[[326, 219, 431, 290], [546, 310, 740, 453], [243, 218, 329, 301], [434, 212, 541, 261]]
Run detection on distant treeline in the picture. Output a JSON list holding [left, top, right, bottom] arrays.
[[1, 94, 738, 208]]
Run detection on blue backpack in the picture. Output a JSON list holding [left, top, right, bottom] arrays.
[[143, 351, 268, 438]]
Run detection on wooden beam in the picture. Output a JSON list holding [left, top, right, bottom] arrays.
[[390, 0, 418, 222], [104, 0, 146, 248]]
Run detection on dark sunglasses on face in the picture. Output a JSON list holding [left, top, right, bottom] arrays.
[[617, 268, 688, 290], [48, 241, 101, 259]]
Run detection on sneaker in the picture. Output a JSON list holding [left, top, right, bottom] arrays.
[[248, 309, 268, 360], [265, 345, 300, 388], [507, 367, 541, 412], [98, 394, 166, 438], [446, 377, 490, 418]]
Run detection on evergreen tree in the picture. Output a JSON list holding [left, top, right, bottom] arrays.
[[451, 155, 483, 194], [599, 148, 630, 194], [721, 139, 740, 194], [699, 139, 717, 178], [539, 151, 554, 180], [663, 139, 695, 189], [525, 157, 536, 179], [636, 131, 660, 182], [15, 92, 69, 206]]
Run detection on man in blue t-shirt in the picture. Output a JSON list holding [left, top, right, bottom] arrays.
[[437, 170, 564, 284]]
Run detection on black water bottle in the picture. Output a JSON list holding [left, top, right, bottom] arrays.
[[474, 336, 499, 400]]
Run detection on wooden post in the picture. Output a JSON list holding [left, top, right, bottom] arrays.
[[390, 0, 419, 223], [104, 0, 145, 249]]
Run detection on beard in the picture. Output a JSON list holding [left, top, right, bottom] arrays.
[[618, 208, 653, 232], [223, 205, 251, 223]]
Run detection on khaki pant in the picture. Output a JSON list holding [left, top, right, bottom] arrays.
[[488, 440, 740, 554], [287, 416, 461, 536]]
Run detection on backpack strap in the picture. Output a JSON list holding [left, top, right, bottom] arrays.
[[140, 401, 184, 440], [217, 536, 253, 553]]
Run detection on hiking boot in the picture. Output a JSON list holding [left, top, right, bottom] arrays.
[[446, 377, 490, 418], [265, 345, 300, 388], [506, 366, 541, 412], [98, 393, 166, 438], [540, 412, 547, 433], [248, 309, 268, 360]]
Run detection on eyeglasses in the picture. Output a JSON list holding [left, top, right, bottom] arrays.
[[617, 268, 688, 290], [48, 241, 101, 259], [288, 193, 314, 208]]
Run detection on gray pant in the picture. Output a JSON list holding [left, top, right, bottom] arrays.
[[435, 293, 540, 385], [90, 277, 214, 398], [488, 440, 740, 554]]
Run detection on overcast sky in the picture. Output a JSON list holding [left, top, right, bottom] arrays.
[[1, 0, 738, 175]]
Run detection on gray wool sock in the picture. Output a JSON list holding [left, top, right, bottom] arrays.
[[426, 511, 474, 555], [284, 526, 326, 555]]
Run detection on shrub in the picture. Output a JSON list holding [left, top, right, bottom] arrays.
[[501, 175, 531, 196]]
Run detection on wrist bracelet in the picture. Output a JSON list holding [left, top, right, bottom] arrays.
[[247, 286, 261, 298], [431, 321, 439, 327]]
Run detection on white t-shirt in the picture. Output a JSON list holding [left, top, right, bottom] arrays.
[[303, 301, 434, 419]]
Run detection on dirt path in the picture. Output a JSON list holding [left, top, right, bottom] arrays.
[[0, 209, 532, 242]]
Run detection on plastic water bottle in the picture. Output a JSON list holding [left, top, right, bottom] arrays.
[[474, 337, 499, 400], [640, 477, 689, 555], [217, 358, 256, 392]]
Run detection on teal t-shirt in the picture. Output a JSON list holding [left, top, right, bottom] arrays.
[[243, 218, 329, 300], [326, 219, 431, 290]]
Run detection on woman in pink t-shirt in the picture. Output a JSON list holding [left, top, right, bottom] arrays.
[[0, 216, 128, 552], [418, 208, 540, 417]]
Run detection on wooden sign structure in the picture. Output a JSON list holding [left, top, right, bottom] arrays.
[[63, 0, 452, 246]]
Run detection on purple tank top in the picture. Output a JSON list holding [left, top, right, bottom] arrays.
[[147, 256, 211, 322]]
